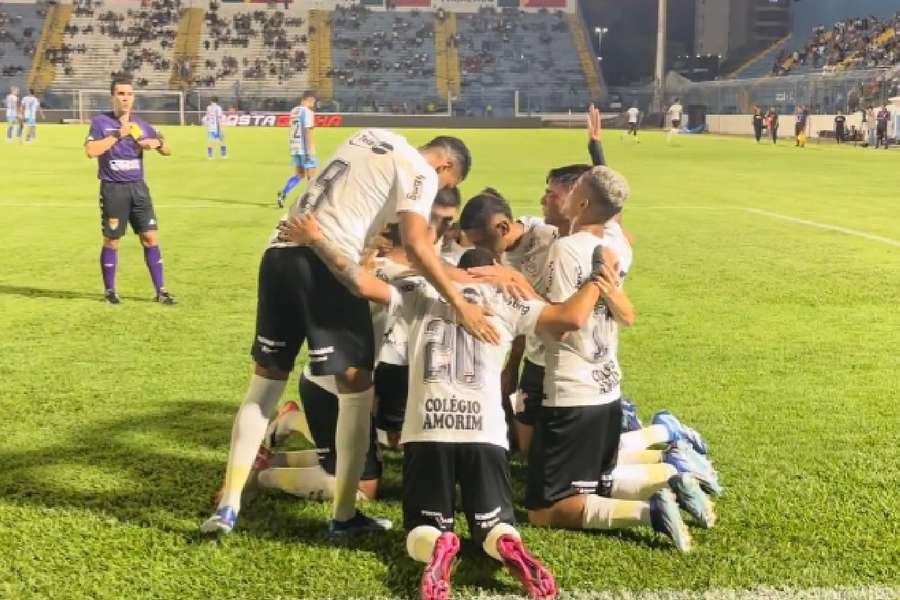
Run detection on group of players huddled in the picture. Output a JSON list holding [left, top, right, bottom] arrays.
[[81, 77, 722, 600]]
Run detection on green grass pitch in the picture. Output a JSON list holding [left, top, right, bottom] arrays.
[[0, 125, 898, 599]]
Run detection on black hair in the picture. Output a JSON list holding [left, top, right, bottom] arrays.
[[457, 247, 497, 269], [110, 76, 133, 95], [301, 90, 316, 101], [434, 186, 461, 209], [385, 223, 402, 246], [422, 136, 472, 180], [211, 96, 219, 103], [546, 164, 591, 189], [458, 189, 512, 231]]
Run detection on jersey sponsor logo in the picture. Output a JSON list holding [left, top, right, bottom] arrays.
[[109, 159, 141, 172], [504, 295, 532, 316], [422, 395, 483, 432], [407, 174, 426, 202]]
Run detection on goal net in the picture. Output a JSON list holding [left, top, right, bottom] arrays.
[[75, 89, 185, 126]]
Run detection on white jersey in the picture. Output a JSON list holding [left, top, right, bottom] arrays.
[[5, 93, 18, 117], [502, 216, 558, 367], [668, 103, 684, 121], [440, 236, 470, 267], [542, 222, 632, 408], [21, 96, 39, 120], [626, 108, 640, 124], [388, 279, 544, 448], [269, 129, 438, 263], [290, 105, 315, 155], [205, 103, 223, 134], [372, 256, 415, 366]]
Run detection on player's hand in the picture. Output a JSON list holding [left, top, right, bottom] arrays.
[[118, 119, 131, 139], [139, 138, 162, 150], [280, 213, 323, 246], [468, 264, 537, 301], [587, 103, 602, 141], [456, 300, 500, 345]]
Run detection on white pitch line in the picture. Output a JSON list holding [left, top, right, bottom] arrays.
[[744, 207, 900, 249], [443, 587, 900, 600], [0, 203, 267, 209]]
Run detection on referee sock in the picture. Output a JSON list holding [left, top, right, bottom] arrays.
[[582, 495, 650, 530], [610, 464, 678, 500], [619, 425, 669, 452], [333, 387, 375, 522], [218, 375, 286, 512], [483, 523, 520, 561], [281, 175, 301, 199], [100, 246, 118, 291], [143, 245, 165, 294], [406, 525, 442, 563]]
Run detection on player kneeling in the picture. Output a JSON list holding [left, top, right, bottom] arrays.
[[280, 212, 628, 600]]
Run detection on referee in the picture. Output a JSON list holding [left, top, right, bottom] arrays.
[[84, 77, 174, 304]]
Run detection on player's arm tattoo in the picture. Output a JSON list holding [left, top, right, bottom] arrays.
[[309, 236, 363, 296]]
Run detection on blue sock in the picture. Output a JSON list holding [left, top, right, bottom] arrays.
[[281, 175, 301, 198], [16, 124, 23, 138], [220, 145, 227, 157], [207, 146, 213, 158], [6, 126, 11, 139]]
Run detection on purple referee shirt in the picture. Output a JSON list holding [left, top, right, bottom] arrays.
[[87, 112, 159, 183]]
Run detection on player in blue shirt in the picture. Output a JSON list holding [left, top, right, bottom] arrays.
[[204, 97, 227, 159], [276, 91, 317, 208], [5, 86, 19, 142], [19, 90, 44, 143]]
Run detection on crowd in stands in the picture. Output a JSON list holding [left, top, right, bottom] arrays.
[[193, 2, 307, 88], [775, 12, 900, 75], [0, 4, 40, 78], [330, 4, 433, 88], [54, 0, 180, 86]]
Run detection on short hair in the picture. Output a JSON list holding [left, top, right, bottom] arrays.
[[434, 186, 461, 209], [211, 96, 219, 103], [458, 189, 512, 231], [301, 90, 316, 101], [28, 88, 35, 95], [457, 247, 497, 269], [422, 136, 472, 181], [546, 164, 591, 190], [578, 166, 629, 221], [110, 76, 133, 95]]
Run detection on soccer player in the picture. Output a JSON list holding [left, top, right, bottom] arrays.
[[752, 106, 764, 143], [204, 97, 227, 159], [666, 98, 684, 143], [766, 107, 779, 144], [834, 111, 847, 144], [624, 103, 640, 141], [277, 91, 317, 208], [285, 210, 631, 600], [875, 104, 891, 150], [19, 90, 44, 144], [794, 104, 809, 147], [5, 86, 18, 142], [201, 129, 492, 537], [525, 166, 701, 552], [84, 77, 175, 305]]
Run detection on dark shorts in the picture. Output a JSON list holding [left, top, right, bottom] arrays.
[[251, 246, 375, 375], [671, 119, 681, 128], [628, 122, 638, 133], [299, 374, 382, 481], [374, 363, 408, 432], [403, 442, 514, 543], [99, 181, 157, 239], [795, 123, 806, 136], [514, 359, 544, 426], [525, 400, 622, 510]]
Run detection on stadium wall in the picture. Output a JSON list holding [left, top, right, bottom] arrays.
[[706, 112, 898, 139]]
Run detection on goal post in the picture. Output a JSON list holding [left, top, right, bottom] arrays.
[[75, 89, 185, 126]]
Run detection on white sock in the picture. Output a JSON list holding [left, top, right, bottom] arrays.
[[617, 449, 664, 464], [270, 449, 320, 468], [218, 375, 286, 512], [406, 525, 442, 562], [258, 466, 335, 499], [333, 387, 375, 521], [275, 410, 314, 445], [619, 425, 670, 452], [610, 464, 677, 500], [482, 523, 519, 561], [581, 494, 651, 530]]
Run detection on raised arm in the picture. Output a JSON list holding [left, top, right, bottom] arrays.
[[587, 104, 606, 167]]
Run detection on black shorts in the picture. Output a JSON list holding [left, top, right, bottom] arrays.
[[374, 363, 408, 432], [403, 442, 514, 543], [299, 374, 382, 481], [795, 123, 805, 136], [514, 359, 544, 426], [99, 181, 158, 239], [628, 123, 638, 133], [525, 400, 622, 510], [671, 119, 681, 128], [251, 246, 375, 375]]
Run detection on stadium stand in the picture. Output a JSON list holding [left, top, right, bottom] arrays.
[[0, 0, 46, 92]]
